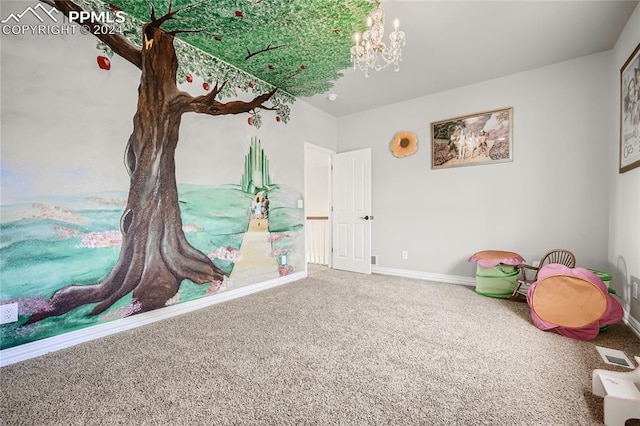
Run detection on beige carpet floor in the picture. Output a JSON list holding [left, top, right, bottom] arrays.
[[1, 266, 640, 425]]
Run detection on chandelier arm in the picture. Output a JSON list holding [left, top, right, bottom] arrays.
[[350, 2, 405, 76]]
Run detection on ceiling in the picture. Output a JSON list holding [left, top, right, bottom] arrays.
[[302, 0, 639, 117], [103, 0, 374, 100], [84, 0, 637, 119]]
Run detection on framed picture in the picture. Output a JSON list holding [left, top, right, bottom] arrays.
[[431, 107, 513, 170], [620, 42, 640, 173]]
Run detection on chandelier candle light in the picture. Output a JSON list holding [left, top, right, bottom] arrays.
[[350, 0, 406, 77]]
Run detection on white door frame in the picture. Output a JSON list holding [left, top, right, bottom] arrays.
[[304, 143, 334, 268]]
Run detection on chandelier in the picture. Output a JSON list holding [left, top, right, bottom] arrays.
[[350, 0, 406, 77]]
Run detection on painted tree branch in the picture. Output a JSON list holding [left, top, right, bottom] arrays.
[[41, 0, 143, 70], [245, 44, 285, 61], [182, 87, 278, 115], [150, 0, 208, 30]]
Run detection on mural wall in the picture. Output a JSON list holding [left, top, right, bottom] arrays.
[[0, 3, 336, 350], [0, 137, 304, 349]]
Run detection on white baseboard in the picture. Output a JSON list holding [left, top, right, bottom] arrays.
[[624, 312, 640, 339], [372, 265, 476, 286], [0, 272, 305, 367]]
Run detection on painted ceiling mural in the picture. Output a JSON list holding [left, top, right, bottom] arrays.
[[0, 0, 373, 348], [86, 0, 373, 124]]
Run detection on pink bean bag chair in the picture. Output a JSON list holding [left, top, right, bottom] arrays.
[[526, 264, 623, 341]]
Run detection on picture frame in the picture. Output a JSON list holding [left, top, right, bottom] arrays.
[[431, 107, 513, 170], [620, 42, 640, 173]]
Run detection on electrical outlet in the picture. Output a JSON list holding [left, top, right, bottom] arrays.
[[0, 302, 19, 324], [281, 255, 287, 265], [632, 275, 640, 300], [402, 250, 408, 260]]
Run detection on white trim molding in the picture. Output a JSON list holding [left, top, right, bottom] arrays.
[[625, 312, 640, 339], [372, 265, 476, 286], [0, 272, 305, 367]]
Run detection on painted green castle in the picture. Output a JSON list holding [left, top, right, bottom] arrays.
[[241, 137, 272, 194]]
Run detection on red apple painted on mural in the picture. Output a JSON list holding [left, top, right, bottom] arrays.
[[235, 10, 243, 17], [248, 82, 254, 89], [276, 116, 281, 122], [202, 82, 210, 91], [248, 117, 254, 126], [268, 65, 274, 70], [300, 65, 306, 70], [97, 55, 111, 70], [186, 73, 193, 83]]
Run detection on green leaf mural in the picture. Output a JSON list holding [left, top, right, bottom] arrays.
[[85, 0, 373, 101]]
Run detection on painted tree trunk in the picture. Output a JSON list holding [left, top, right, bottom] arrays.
[[26, 27, 224, 324]]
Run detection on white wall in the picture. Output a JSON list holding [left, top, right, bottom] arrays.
[[610, 3, 640, 324], [304, 145, 332, 217], [1, 22, 337, 204], [337, 52, 612, 278]]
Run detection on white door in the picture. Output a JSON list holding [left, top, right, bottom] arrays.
[[332, 148, 372, 274]]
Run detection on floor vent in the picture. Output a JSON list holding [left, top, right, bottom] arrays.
[[371, 255, 378, 265]]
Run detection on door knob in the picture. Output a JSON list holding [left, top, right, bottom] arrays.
[[359, 215, 374, 220]]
